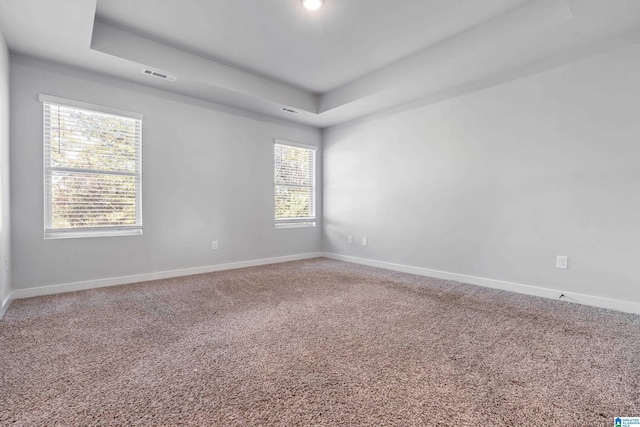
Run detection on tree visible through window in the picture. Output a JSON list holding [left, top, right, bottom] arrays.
[[274, 140, 316, 228], [41, 95, 142, 238]]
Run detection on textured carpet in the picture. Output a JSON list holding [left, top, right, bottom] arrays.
[[1, 258, 639, 426]]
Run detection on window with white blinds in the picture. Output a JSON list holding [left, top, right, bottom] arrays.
[[274, 140, 317, 228], [41, 95, 142, 239]]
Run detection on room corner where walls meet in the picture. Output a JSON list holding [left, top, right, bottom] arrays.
[[0, 20, 12, 319]]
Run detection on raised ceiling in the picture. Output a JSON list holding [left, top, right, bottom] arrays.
[[95, 0, 529, 94], [1, 0, 640, 128]]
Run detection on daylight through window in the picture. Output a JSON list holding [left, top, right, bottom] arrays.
[[41, 95, 142, 238], [274, 140, 316, 228]]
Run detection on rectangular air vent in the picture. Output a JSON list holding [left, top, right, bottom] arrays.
[[141, 68, 177, 82], [281, 107, 300, 115]]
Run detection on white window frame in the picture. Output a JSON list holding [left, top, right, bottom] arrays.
[[40, 94, 143, 239], [274, 139, 317, 229]]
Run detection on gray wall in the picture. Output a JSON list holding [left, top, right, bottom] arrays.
[[323, 43, 640, 305], [0, 25, 11, 308], [10, 56, 321, 290]]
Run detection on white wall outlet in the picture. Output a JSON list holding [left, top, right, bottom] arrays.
[[212, 241, 219, 250], [362, 237, 368, 246], [347, 236, 353, 245], [4, 259, 7, 270], [556, 255, 568, 270]]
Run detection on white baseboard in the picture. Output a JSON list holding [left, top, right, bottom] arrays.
[[0, 293, 12, 319], [323, 253, 640, 315], [12, 252, 323, 300], [8, 251, 640, 316]]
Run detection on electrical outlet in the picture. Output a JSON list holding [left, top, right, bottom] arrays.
[[362, 237, 368, 246], [556, 255, 568, 270], [4, 259, 7, 270], [212, 241, 219, 250], [347, 236, 353, 245]]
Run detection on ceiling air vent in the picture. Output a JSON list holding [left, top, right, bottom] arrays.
[[281, 107, 300, 115], [141, 68, 177, 82]]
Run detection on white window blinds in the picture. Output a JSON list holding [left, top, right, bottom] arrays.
[[41, 95, 142, 238], [274, 140, 317, 228]]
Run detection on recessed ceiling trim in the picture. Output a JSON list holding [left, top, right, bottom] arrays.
[[319, 0, 574, 114], [91, 20, 319, 114]]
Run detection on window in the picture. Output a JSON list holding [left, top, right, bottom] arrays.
[[41, 95, 142, 239], [274, 140, 316, 228]]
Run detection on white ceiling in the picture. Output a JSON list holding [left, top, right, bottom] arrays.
[[95, 0, 528, 94], [1, 0, 640, 128]]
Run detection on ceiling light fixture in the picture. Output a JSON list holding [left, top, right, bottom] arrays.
[[301, 0, 323, 11]]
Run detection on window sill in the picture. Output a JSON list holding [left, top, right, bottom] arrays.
[[45, 228, 142, 240], [275, 222, 316, 229]]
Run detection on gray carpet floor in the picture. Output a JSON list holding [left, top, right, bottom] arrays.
[[1, 258, 639, 426]]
